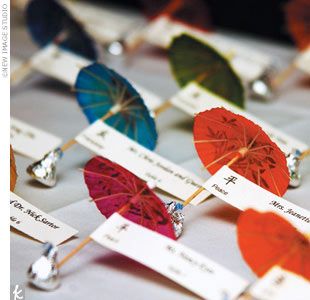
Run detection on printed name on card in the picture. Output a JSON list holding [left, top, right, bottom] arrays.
[[30, 44, 91, 85], [170, 82, 308, 155], [75, 121, 210, 204], [248, 267, 310, 300], [11, 117, 62, 160], [10, 192, 78, 245], [143, 16, 270, 81], [202, 166, 310, 234], [91, 213, 248, 300]]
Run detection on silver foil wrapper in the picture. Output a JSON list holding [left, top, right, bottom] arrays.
[[165, 201, 185, 238], [287, 149, 302, 188], [248, 69, 274, 101], [28, 243, 60, 291], [26, 148, 63, 187]]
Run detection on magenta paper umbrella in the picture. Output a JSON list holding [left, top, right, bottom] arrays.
[[83, 156, 176, 240], [27, 156, 177, 291]]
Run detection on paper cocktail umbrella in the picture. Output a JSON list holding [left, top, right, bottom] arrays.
[[285, 0, 309, 52], [140, 0, 212, 30], [75, 63, 157, 150], [26, 0, 97, 60], [27, 63, 157, 187], [183, 107, 289, 206], [153, 34, 245, 116], [84, 156, 176, 239], [169, 34, 245, 108], [237, 209, 310, 281], [10, 145, 17, 192], [27, 156, 176, 290]]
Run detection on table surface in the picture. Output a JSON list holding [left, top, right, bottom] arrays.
[[11, 7, 310, 300]]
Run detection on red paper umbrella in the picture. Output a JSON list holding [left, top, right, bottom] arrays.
[[194, 108, 289, 196], [237, 209, 310, 280], [139, 0, 212, 30], [285, 0, 310, 51], [84, 156, 176, 240]]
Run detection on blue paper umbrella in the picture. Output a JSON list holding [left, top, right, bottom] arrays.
[[26, 0, 97, 60], [75, 63, 158, 150]]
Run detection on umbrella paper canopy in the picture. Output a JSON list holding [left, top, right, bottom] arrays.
[[140, 0, 212, 30], [169, 34, 245, 108], [84, 156, 176, 239], [194, 108, 289, 196], [285, 0, 310, 51], [26, 0, 97, 60], [237, 209, 310, 280], [10, 145, 17, 192], [75, 63, 157, 150]]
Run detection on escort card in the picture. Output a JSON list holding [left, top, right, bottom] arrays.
[[203, 166, 310, 234], [30, 44, 90, 85], [91, 213, 249, 300], [75, 120, 210, 204], [11, 117, 62, 160], [295, 48, 310, 75], [170, 82, 308, 155], [142, 16, 271, 82], [247, 267, 310, 300], [19, 45, 162, 110], [10, 192, 78, 245]]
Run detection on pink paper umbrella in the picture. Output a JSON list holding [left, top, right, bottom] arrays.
[[84, 156, 176, 240]]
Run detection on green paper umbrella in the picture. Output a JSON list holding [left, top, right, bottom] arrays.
[[168, 34, 245, 108]]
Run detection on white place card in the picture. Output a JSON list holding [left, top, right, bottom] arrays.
[[10, 192, 78, 245], [11, 117, 62, 160], [30, 44, 90, 85], [248, 267, 310, 300], [91, 213, 249, 300], [170, 82, 308, 154], [16, 45, 162, 110], [142, 16, 271, 82], [295, 48, 310, 75], [202, 166, 310, 234], [75, 120, 210, 204]]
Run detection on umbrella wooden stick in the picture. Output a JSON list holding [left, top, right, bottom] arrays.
[[59, 110, 114, 152], [56, 203, 130, 269], [299, 149, 310, 160], [271, 62, 296, 90], [182, 148, 247, 206]]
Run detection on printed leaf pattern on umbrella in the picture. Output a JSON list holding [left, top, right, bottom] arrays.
[[10, 145, 17, 192], [26, 0, 97, 60], [169, 34, 245, 108], [285, 0, 310, 51], [237, 209, 310, 280], [84, 156, 176, 240], [75, 63, 158, 150], [194, 108, 289, 196]]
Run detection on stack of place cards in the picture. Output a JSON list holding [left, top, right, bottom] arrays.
[[10, 192, 78, 245], [170, 82, 308, 155], [295, 48, 310, 75], [91, 213, 249, 300], [10, 117, 62, 160], [75, 121, 210, 204], [138, 15, 271, 82], [246, 267, 310, 300], [11, 46, 162, 111], [200, 166, 310, 235]]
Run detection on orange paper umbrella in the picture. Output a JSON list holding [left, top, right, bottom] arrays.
[[285, 0, 310, 51], [10, 145, 17, 191], [237, 209, 310, 280], [193, 108, 289, 197]]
